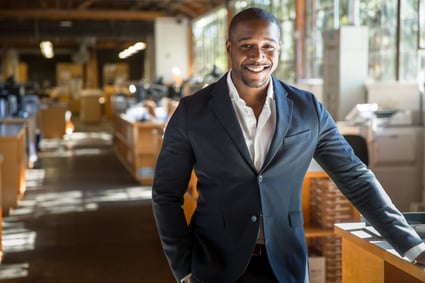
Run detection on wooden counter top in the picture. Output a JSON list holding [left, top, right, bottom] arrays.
[[335, 222, 425, 283]]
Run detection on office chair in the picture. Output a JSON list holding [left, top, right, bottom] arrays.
[[343, 134, 369, 167]]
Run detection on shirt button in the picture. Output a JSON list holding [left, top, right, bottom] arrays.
[[251, 215, 258, 222], [258, 175, 263, 183]]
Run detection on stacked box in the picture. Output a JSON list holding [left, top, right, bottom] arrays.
[[310, 177, 356, 229], [308, 256, 326, 283], [309, 177, 358, 283], [311, 236, 342, 283]]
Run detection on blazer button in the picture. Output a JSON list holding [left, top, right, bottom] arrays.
[[258, 175, 263, 183], [251, 215, 258, 222]]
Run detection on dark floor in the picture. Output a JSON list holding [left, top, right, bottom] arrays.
[[0, 118, 175, 282]]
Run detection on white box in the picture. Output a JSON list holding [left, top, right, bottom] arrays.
[[309, 256, 326, 283]]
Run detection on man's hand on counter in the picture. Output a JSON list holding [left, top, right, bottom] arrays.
[[415, 251, 425, 265]]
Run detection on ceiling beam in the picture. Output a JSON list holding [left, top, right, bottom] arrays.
[[0, 9, 165, 21], [77, 0, 96, 10]]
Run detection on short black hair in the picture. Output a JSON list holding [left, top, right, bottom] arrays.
[[228, 7, 281, 39]]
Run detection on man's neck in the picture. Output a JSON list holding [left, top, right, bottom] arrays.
[[236, 83, 269, 120]]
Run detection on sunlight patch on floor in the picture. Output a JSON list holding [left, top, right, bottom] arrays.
[[0, 263, 29, 280], [9, 186, 153, 218]]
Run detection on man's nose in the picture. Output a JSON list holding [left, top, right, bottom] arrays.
[[249, 46, 265, 59]]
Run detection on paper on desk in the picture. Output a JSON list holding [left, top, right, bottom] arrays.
[[351, 230, 373, 239], [370, 240, 411, 261]]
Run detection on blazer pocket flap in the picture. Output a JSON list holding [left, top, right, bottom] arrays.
[[283, 130, 311, 145], [288, 211, 304, 228]]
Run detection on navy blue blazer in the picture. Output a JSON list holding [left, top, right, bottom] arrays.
[[152, 74, 423, 283]]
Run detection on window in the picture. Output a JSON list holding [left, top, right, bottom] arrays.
[[192, 8, 228, 79], [192, 1, 422, 84], [305, 0, 420, 82], [399, 0, 419, 81]]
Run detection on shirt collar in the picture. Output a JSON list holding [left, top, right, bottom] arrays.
[[226, 71, 274, 102]]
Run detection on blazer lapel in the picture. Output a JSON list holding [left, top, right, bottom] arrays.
[[261, 78, 293, 171], [208, 75, 256, 171]]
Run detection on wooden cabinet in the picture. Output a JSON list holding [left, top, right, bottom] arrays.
[[112, 114, 165, 185], [0, 123, 26, 216], [335, 223, 425, 283]]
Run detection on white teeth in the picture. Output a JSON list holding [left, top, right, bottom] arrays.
[[246, 66, 266, 72]]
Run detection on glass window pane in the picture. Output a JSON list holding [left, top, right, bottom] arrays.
[[399, 0, 418, 81], [305, 0, 401, 81], [192, 8, 227, 80]]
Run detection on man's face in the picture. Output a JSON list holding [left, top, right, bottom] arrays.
[[226, 19, 281, 89]]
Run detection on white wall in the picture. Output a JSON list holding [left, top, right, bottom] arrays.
[[154, 17, 189, 84]]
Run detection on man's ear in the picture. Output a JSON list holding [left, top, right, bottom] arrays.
[[226, 40, 231, 53]]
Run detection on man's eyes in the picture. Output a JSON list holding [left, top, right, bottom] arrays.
[[263, 45, 276, 50], [240, 44, 276, 50]]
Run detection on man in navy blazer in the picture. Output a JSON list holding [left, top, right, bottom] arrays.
[[152, 7, 425, 283]]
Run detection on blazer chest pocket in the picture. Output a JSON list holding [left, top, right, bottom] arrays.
[[283, 130, 311, 146], [288, 211, 304, 228]]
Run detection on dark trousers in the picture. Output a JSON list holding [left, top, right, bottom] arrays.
[[191, 249, 278, 283], [236, 253, 279, 283]]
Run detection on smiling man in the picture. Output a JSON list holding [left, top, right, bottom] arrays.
[[152, 7, 425, 283]]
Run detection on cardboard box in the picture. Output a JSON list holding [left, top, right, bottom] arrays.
[[308, 256, 326, 283], [309, 256, 326, 283]]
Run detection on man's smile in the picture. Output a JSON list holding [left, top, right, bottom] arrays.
[[244, 64, 271, 73]]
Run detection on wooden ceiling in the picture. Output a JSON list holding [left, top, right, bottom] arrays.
[[0, 0, 224, 49]]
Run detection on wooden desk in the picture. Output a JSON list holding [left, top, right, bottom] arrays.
[[80, 92, 102, 124], [0, 123, 27, 216], [335, 222, 425, 283], [0, 154, 4, 262], [112, 114, 165, 185], [1, 115, 38, 167], [39, 104, 67, 139]]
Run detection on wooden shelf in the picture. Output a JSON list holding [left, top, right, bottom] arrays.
[[304, 224, 334, 238]]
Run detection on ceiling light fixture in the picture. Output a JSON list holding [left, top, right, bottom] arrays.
[[59, 20, 73, 28], [119, 42, 147, 59], [40, 41, 54, 59]]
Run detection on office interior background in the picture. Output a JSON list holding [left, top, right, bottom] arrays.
[[0, 0, 425, 282]]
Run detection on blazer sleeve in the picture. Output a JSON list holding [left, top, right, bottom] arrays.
[[152, 99, 195, 281], [312, 97, 423, 256]]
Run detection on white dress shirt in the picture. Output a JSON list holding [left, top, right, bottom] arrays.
[[227, 71, 276, 172]]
